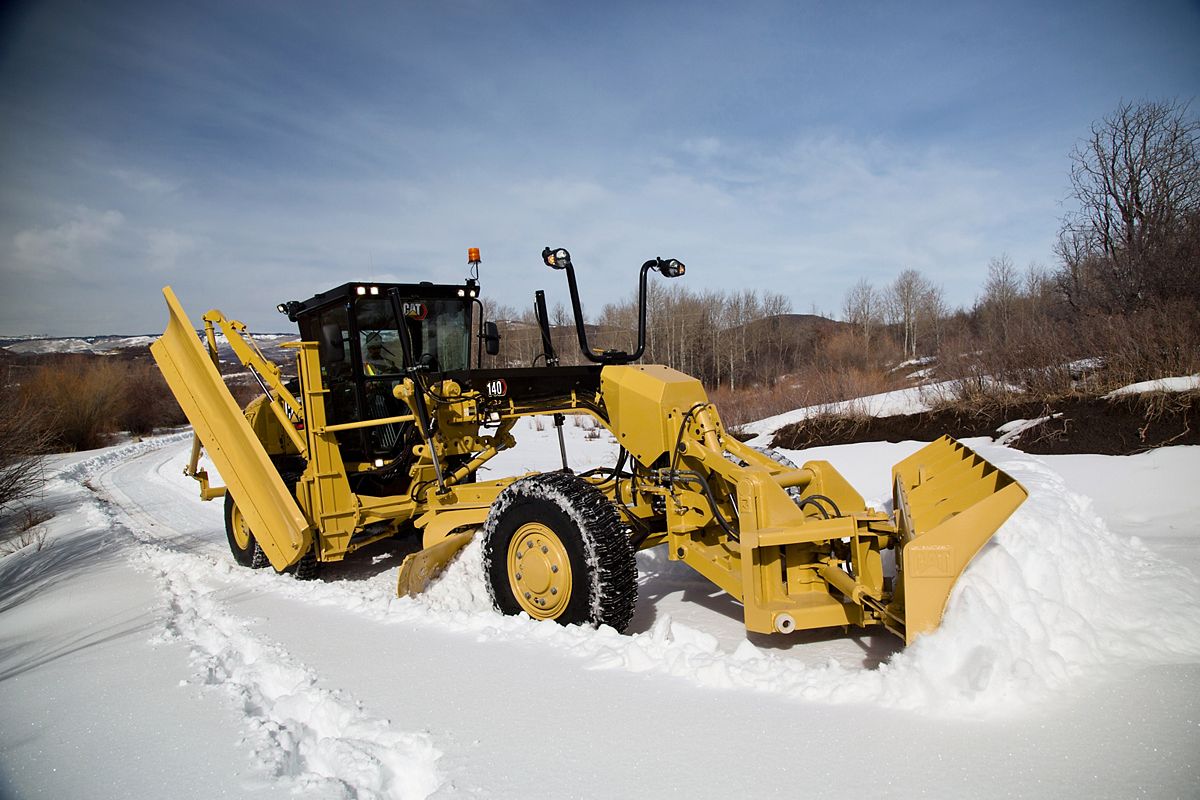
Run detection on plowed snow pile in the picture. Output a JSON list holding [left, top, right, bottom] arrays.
[[412, 447, 1200, 716]]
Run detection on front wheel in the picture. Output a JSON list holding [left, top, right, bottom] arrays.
[[224, 493, 269, 569], [482, 472, 637, 631]]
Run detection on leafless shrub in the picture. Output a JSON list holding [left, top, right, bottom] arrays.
[[0, 385, 55, 510], [811, 366, 898, 407], [0, 527, 48, 556], [1, 506, 52, 556], [225, 375, 263, 408], [711, 380, 815, 430], [13, 357, 191, 452], [20, 357, 126, 451], [1080, 300, 1200, 392], [119, 361, 188, 434]]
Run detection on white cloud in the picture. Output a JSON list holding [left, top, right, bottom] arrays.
[[12, 208, 126, 274], [681, 137, 722, 159], [144, 228, 198, 271], [109, 167, 180, 195]]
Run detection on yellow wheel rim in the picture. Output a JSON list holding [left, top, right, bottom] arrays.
[[230, 502, 252, 551], [507, 522, 572, 619]]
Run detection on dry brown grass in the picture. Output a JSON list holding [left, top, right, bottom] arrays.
[[20, 357, 126, 451], [710, 381, 815, 430], [778, 407, 872, 449], [16, 356, 188, 452], [711, 365, 901, 431], [1119, 389, 1199, 448]]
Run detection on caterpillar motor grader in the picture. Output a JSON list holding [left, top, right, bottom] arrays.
[[151, 247, 1026, 643]]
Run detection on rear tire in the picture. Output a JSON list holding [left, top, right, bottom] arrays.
[[483, 471, 637, 631], [224, 493, 269, 569], [294, 549, 319, 580]]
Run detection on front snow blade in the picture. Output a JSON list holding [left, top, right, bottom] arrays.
[[890, 436, 1027, 643], [396, 530, 476, 597]]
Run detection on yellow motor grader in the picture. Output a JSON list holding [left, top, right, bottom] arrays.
[[151, 247, 1026, 643]]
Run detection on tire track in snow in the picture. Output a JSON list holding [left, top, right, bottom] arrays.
[[74, 434, 444, 799], [145, 546, 442, 800]]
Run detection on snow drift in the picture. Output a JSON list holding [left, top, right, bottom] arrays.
[[395, 444, 1200, 716]]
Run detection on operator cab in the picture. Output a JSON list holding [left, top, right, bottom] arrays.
[[278, 280, 478, 469]]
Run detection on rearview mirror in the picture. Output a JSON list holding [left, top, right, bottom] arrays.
[[321, 323, 345, 363], [484, 321, 500, 356]]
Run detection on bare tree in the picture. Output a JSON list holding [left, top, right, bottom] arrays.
[[1057, 99, 1200, 311], [886, 269, 937, 360], [919, 282, 948, 355], [980, 254, 1020, 347], [842, 278, 882, 359]]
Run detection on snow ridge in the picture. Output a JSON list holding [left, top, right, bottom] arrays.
[[56, 431, 193, 485]]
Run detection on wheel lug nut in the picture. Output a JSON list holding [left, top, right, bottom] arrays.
[[524, 592, 531, 599], [550, 565, 558, 573], [550, 588, 558, 595], [541, 546, 548, 553], [515, 573, 522, 580]]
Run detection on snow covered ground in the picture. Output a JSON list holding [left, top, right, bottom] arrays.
[[2, 419, 1199, 799]]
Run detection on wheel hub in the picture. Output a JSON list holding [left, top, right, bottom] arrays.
[[230, 503, 252, 550], [508, 522, 571, 619]]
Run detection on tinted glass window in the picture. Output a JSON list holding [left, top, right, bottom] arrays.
[[398, 299, 470, 372]]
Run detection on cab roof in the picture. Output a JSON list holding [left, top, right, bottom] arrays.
[[282, 280, 479, 321]]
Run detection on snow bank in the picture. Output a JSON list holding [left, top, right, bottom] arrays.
[[739, 383, 948, 438], [1104, 374, 1200, 398], [739, 378, 1017, 440], [879, 450, 1200, 711]]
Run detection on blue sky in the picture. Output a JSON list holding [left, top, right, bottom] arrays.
[[1, 0, 1197, 335]]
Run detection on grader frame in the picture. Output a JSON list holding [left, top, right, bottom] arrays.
[[151, 248, 1026, 644]]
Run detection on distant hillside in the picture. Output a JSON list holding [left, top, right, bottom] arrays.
[[0, 332, 301, 385], [0, 335, 156, 355], [743, 312, 845, 340]]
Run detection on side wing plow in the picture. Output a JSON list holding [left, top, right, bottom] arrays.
[[149, 286, 311, 570]]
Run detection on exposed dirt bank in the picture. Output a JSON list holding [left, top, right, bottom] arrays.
[[770, 392, 1200, 455]]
